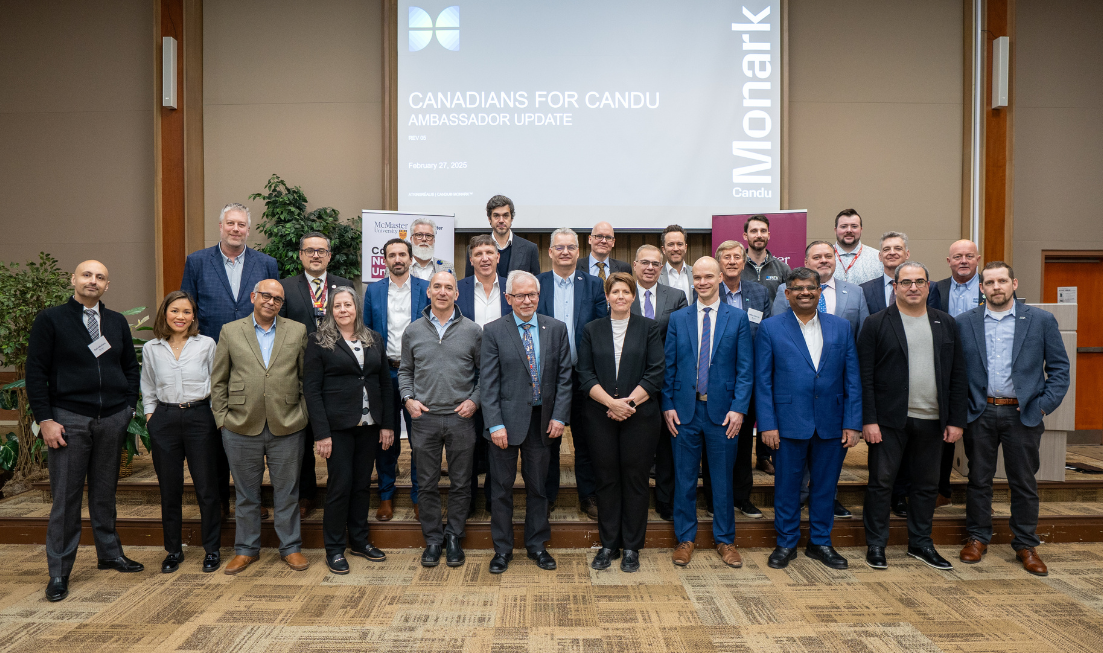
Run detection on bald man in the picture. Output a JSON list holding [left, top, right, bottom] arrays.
[[928, 240, 984, 316], [577, 221, 631, 280], [26, 261, 143, 601]]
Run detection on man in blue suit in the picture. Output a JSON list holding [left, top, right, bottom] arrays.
[[180, 202, 279, 515], [956, 262, 1070, 576], [661, 257, 753, 568], [363, 238, 429, 521], [772, 241, 868, 341], [536, 227, 608, 519], [757, 268, 863, 570]]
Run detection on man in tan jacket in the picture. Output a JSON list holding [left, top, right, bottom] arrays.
[[212, 279, 309, 573]]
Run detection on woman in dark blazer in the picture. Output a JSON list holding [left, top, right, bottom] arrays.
[[304, 287, 395, 574], [577, 272, 666, 572]]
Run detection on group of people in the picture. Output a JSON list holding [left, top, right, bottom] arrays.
[[25, 198, 1070, 601]]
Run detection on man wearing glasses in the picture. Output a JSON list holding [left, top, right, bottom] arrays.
[[408, 217, 455, 281], [279, 232, 351, 519], [577, 221, 631, 280]]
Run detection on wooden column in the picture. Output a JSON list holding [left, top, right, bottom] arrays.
[[383, 0, 398, 211], [983, 0, 1015, 263]]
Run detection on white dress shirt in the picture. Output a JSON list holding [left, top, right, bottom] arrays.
[[386, 276, 412, 359], [410, 259, 434, 280], [496, 230, 514, 250], [696, 297, 721, 367], [473, 276, 503, 327], [637, 283, 657, 317], [821, 276, 838, 314], [140, 335, 217, 414], [665, 263, 693, 303], [611, 317, 629, 377], [797, 312, 824, 371], [79, 300, 102, 333], [344, 338, 376, 425]]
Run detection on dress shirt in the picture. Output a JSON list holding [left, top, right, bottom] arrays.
[[386, 275, 412, 359], [984, 303, 1017, 398], [552, 271, 577, 363], [722, 280, 744, 310], [496, 230, 514, 251], [611, 317, 629, 377], [344, 338, 376, 425], [695, 297, 721, 372], [881, 273, 895, 307], [428, 310, 456, 339], [833, 241, 881, 285], [820, 276, 837, 314], [79, 300, 101, 332], [140, 335, 217, 414], [410, 258, 435, 280], [252, 315, 276, 368], [637, 283, 657, 318], [490, 312, 556, 433], [306, 271, 329, 316], [664, 262, 693, 303], [306, 271, 328, 292], [474, 276, 503, 327], [797, 312, 824, 371], [949, 273, 981, 317], [220, 242, 245, 300], [588, 254, 610, 279]]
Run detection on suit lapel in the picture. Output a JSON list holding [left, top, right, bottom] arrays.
[[630, 294, 641, 316], [971, 311, 988, 371], [572, 273, 585, 332], [834, 284, 849, 318], [1012, 305, 1030, 362], [336, 337, 360, 367], [507, 315, 531, 373], [270, 316, 290, 368], [887, 306, 908, 362], [538, 315, 553, 380], [239, 248, 262, 306], [297, 274, 315, 314], [711, 303, 729, 359], [928, 310, 944, 382], [243, 318, 266, 368], [782, 312, 817, 370], [67, 300, 94, 344], [210, 245, 235, 300]]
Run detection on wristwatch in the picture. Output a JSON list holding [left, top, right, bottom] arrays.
[[402, 395, 414, 404], [627, 399, 636, 408]]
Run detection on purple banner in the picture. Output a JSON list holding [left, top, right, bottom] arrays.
[[712, 211, 808, 269]]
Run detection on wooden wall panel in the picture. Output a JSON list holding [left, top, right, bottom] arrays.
[[983, 0, 1015, 263]]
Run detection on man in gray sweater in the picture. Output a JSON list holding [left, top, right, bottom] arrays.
[[399, 271, 482, 567]]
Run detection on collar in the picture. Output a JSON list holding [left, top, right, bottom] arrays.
[[589, 253, 609, 268], [637, 282, 656, 296], [796, 311, 820, 328], [306, 270, 327, 285], [496, 230, 514, 250], [554, 271, 573, 286], [835, 241, 862, 257], [74, 297, 101, 316], [412, 258, 433, 269], [952, 273, 979, 289], [388, 275, 410, 290], [513, 312, 536, 327], [696, 297, 721, 313], [884, 272, 895, 286], [219, 242, 245, 264], [429, 308, 458, 327], [985, 302, 1016, 321], [724, 279, 742, 295], [821, 276, 836, 289], [474, 275, 500, 290], [252, 315, 275, 333], [665, 262, 688, 277]]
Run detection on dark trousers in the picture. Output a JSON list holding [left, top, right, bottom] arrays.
[[587, 401, 659, 550], [376, 370, 418, 502], [149, 403, 221, 554], [411, 412, 476, 545], [701, 401, 757, 509], [299, 422, 317, 501], [323, 424, 379, 555], [216, 433, 231, 507], [775, 434, 846, 548], [965, 404, 1045, 550], [47, 407, 130, 577], [863, 418, 942, 548], [467, 409, 493, 513], [547, 387, 597, 505], [653, 421, 676, 506], [489, 409, 550, 554], [892, 440, 954, 503], [673, 401, 738, 545]]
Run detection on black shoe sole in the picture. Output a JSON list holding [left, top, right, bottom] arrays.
[[161, 566, 179, 574], [446, 558, 465, 568], [326, 564, 350, 575], [767, 550, 798, 569], [865, 559, 888, 570], [906, 551, 953, 571], [202, 565, 220, 573], [45, 591, 68, 602], [805, 550, 848, 570], [621, 562, 640, 573], [421, 558, 441, 568], [98, 564, 144, 573]]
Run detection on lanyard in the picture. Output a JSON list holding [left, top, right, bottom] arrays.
[[309, 277, 328, 308], [835, 243, 863, 274]]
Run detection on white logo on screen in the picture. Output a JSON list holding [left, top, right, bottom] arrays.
[[409, 6, 459, 51]]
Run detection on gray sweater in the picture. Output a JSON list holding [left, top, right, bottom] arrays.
[[398, 306, 482, 414]]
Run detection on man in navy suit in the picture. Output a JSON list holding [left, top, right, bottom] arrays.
[[956, 262, 1070, 576], [757, 268, 862, 570], [577, 221, 631, 280], [661, 257, 754, 568], [859, 231, 910, 315], [363, 238, 429, 521], [180, 202, 279, 515], [537, 227, 608, 519], [772, 241, 869, 341]]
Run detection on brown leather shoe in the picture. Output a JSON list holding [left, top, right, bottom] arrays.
[[1017, 547, 1048, 576], [282, 552, 309, 571], [223, 554, 259, 575], [260, 506, 270, 520], [672, 541, 695, 566], [716, 543, 743, 568], [756, 458, 775, 475], [959, 538, 987, 564], [377, 499, 394, 522], [299, 498, 315, 519], [414, 504, 420, 520], [935, 494, 952, 508]]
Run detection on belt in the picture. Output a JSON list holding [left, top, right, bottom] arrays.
[[388, 358, 401, 369], [696, 393, 708, 402], [987, 396, 1018, 406], [158, 398, 210, 409]]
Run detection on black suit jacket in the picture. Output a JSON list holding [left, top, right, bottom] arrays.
[[577, 314, 665, 414], [464, 234, 542, 278], [630, 282, 687, 343], [575, 257, 631, 277], [860, 274, 892, 314], [279, 272, 353, 334], [303, 330, 394, 439], [857, 304, 967, 433]]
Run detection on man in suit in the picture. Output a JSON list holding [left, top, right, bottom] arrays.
[[27, 260, 143, 602], [181, 202, 280, 517], [463, 195, 541, 278], [858, 262, 967, 571], [577, 221, 631, 281], [278, 231, 351, 519], [859, 231, 910, 315], [408, 217, 455, 281], [832, 208, 882, 286], [928, 239, 984, 315], [363, 238, 429, 521], [661, 257, 754, 568], [957, 262, 1070, 576], [631, 244, 687, 521], [757, 268, 862, 570], [772, 241, 869, 341], [211, 279, 310, 574], [480, 270, 573, 574], [537, 227, 608, 519], [742, 215, 792, 297], [658, 224, 694, 304]]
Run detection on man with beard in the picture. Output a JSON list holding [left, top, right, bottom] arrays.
[[464, 195, 541, 278], [658, 224, 694, 304], [832, 209, 882, 286], [742, 215, 791, 297], [408, 217, 455, 281]]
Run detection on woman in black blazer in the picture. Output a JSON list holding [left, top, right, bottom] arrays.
[[304, 287, 395, 574], [577, 272, 666, 572]]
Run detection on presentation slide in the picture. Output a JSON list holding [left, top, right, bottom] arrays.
[[397, 1, 781, 230]]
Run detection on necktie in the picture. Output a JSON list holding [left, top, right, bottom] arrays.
[[644, 289, 654, 319], [596, 261, 606, 281], [521, 323, 541, 404], [888, 281, 896, 306], [84, 309, 100, 340], [697, 307, 711, 395], [818, 284, 828, 313]]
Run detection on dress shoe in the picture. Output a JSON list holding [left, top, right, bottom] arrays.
[[591, 547, 621, 570], [445, 534, 465, 567], [202, 552, 221, 573], [489, 552, 513, 574], [767, 546, 797, 569], [672, 541, 696, 566], [935, 494, 952, 508], [414, 504, 420, 520], [738, 501, 763, 519], [891, 497, 908, 518], [716, 543, 743, 568], [161, 551, 184, 574], [805, 544, 848, 569], [756, 458, 775, 475], [866, 546, 887, 569], [421, 544, 442, 567], [620, 549, 640, 573], [326, 553, 350, 575], [959, 538, 987, 564], [1017, 547, 1048, 576], [908, 546, 953, 570], [45, 576, 69, 602], [98, 555, 144, 573], [528, 549, 557, 570], [281, 552, 310, 571], [579, 496, 599, 520], [656, 501, 674, 521], [349, 544, 387, 562], [224, 554, 259, 575], [299, 498, 315, 519], [260, 506, 270, 520], [376, 499, 394, 521], [833, 500, 852, 519]]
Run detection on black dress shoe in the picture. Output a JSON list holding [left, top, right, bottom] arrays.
[[98, 555, 144, 573], [528, 549, 557, 570], [445, 534, 465, 567], [767, 546, 798, 569], [421, 544, 442, 567], [45, 576, 69, 602], [620, 549, 640, 573], [202, 552, 221, 573], [579, 496, 599, 520], [161, 552, 184, 574], [489, 552, 513, 574], [866, 546, 888, 569], [591, 547, 621, 570], [656, 501, 674, 522], [349, 544, 386, 562], [738, 501, 763, 519], [833, 500, 852, 519], [805, 544, 848, 569], [907, 546, 953, 570], [892, 497, 908, 518], [326, 552, 350, 574]]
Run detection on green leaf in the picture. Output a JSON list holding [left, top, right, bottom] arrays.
[[119, 307, 146, 316], [1, 379, 25, 390], [136, 326, 153, 331], [0, 434, 17, 471]]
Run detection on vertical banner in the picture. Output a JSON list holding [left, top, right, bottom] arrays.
[[362, 210, 456, 283], [712, 210, 807, 269]]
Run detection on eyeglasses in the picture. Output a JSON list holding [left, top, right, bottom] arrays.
[[636, 260, 662, 268], [507, 292, 539, 301], [300, 248, 330, 257], [590, 234, 614, 242], [551, 245, 579, 253], [894, 279, 928, 288], [411, 233, 435, 242], [788, 285, 819, 293], [256, 291, 285, 306]]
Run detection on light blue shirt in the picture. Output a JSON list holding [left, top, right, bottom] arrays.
[[949, 273, 980, 317], [221, 243, 245, 301], [253, 315, 276, 368], [723, 281, 743, 310], [489, 312, 550, 433], [588, 254, 610, 279], [983, 303, 1016, 398], [428, 310, 456, 340], [552, 272, 577, 364], [882, 273, 895, 307]]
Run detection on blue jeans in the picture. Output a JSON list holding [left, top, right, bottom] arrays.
[[775, 434, 846, 548], [376, 370, 418, 503], [672, 400, 737, 545]]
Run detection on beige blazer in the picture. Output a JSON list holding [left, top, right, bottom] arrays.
[[211, 315, 308, 436]]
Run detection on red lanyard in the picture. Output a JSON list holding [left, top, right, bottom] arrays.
[[309, 278, 328, 308], [836, 244, 863, 274]]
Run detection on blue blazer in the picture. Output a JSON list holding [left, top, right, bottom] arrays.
[[860, 275, 892, 314], [733, 279, 772, 340], [956, 303, 1070, 427], [535, 270, 609, 347], [754, 311, 862, 439], [456, 275, 509, 322], [660, 302, 754, 426], [180, 244, 279, 341], [362, 276, 430, 349]]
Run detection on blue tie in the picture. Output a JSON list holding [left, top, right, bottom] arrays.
[[697, 307, 711, 395], [644, 289, 654, 319], [521, 323, 541, 405], [818, 284, 828, 313]]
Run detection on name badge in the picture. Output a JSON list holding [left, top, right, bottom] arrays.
[[88, 336, 111, 357], [747, 308, 763, 324]]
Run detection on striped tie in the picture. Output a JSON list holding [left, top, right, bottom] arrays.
[[521, 323, 541, 404], [84, 309, 100, 340]]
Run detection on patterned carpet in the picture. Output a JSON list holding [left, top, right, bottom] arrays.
[[1, 542, 1101, 652]]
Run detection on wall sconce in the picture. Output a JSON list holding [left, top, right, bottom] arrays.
[[162, 36, 177, 109]]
